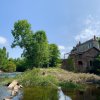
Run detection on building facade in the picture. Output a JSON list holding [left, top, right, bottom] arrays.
[[62, 36, 100, 72]]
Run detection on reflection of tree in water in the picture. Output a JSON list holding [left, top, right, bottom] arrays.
[[22, 87, 58, 100], [63, 85, 100, 100]]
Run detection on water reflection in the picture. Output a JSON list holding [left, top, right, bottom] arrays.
[[0, 86, 71, 100], [22, 86, 72, 100], [22, 87, 58, 100], [58, 87, 72, 100], [63, 85, 100, 100], [0, 85, 100, 100], [0, 86, 22, 100]]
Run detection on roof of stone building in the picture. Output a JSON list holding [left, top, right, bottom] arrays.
[[76, 36, 98, 47], [76, 39, 93, 47], [71, 47, 100, 56], [71, 36, 100, 55]]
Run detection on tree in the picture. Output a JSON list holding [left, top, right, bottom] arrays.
[[11, 20, 33, 49], [15, 58, 27, 72], [11, 20, 34, 68], [11, 20, 49, 68], [5, 58, 16, 72], [33, 31, 49, 67], [49, 44, 60, 67], [91, 55, 100, 74], [97, 37, 100, 47], [66, 57, 74, 71], [0, 47, 8, 70]]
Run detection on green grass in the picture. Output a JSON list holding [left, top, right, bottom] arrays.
[[16, 68, 58, 88], [59, 81, 85, 90], [1, 68, 100, 90], [14, 68, 87, 90]]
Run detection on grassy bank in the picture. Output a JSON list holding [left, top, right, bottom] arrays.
[[1, 68, 100, 90]]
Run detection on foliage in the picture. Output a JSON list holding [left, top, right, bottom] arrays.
[[30, 30, 49, 67], [15, 58, 27, 72], [66, 57, 74, 71], [11, 20, 33, 48], [97, 37, 100, 47], [0, 47, 8, 71], [91, 54, 100, 74], [16, 68, 58, 87], [59, 82, 84, 90], [11, 20, 60, 69], [5, 60, 16, 72], [16, 68, 100, 87], [49, 44, 60, 67], [1, 68, 100, 90]]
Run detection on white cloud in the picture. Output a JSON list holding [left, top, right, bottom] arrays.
[[0, 36, 7, 45], [58, 45, 73, 59], [75, 15, 100, 42], [58, 45, 65, 50]]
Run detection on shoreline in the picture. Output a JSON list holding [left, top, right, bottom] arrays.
[[1, 68, 100, 89]]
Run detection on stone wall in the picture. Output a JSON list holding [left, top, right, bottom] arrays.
[[62, 48, 100, 72]]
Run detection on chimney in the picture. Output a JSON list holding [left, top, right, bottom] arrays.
[[79, 41, 81, 45], [93, 35, 96, 40]]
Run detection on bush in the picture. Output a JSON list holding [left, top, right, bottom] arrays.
[[5, 60, 16, 72], [16, 68, 58, 87]]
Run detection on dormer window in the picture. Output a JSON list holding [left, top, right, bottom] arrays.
[[88, 43, 91, 48], [88, 43, 93, 48]]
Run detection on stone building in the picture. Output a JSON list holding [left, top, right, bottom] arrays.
[[62, 36, 100, 72]]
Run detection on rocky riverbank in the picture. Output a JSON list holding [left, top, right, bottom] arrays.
[[1, 80, 23, 100]]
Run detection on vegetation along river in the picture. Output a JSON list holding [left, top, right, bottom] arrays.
[[0, 72, 100, 100]]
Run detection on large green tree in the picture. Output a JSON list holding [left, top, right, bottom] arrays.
[[11, 20, 49, 68], [11, 20, 33, 48], [33, 31, 49, 67], [49, 44, 60, 67], [11, 20, 34, 68]]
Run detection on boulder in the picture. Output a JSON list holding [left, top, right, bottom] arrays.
[[3, 96, 13, 100], [0, 70, 3, 73], [13, 85, 20, 92], [8, 80, 18, 89], [11, 90, 17, 96]]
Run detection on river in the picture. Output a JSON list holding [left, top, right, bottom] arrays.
[[0, 73, 100, 100]]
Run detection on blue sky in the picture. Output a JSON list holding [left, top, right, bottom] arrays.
[[0, 0, 100, 58]]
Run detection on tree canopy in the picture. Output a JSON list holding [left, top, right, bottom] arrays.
[[11, 20, 60, 69], [49, 44, 60, 67], [0, 47, 8, 70]]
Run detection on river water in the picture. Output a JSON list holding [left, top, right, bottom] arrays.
[[0, 73, 100, 100]]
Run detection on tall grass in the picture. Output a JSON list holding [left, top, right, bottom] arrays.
[[1, 68, 100, 90]]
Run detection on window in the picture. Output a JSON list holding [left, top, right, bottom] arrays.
[[79, 54, 82, 59], [90, 61, 93, 66], [78, 61, 83, 65], [88, 43, 93, 49]]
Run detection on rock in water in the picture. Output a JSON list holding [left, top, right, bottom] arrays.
[[8, 80, 18, 89], [3, 96, 13, 100]]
